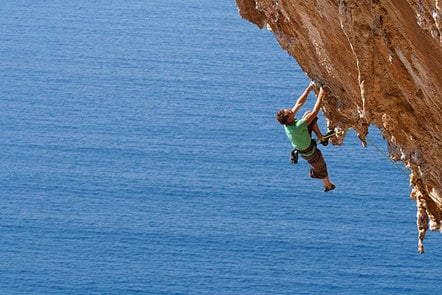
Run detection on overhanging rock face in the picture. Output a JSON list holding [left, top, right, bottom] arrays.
[[236, 0, 442, 253]]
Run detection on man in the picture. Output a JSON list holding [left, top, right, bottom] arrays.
[[276, 81, 336, 192]]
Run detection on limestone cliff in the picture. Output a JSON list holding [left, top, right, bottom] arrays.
[[236, 0, 442, 253]]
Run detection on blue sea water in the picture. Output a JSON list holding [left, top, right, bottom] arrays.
[[1, 0, 441, 294]]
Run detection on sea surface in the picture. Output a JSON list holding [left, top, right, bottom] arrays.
[[1, 1, 441, 294]]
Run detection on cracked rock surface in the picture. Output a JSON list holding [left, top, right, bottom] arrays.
[[236, 0, 442, 253]]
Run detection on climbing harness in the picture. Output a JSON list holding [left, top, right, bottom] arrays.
[[290, 130, 336, 165]]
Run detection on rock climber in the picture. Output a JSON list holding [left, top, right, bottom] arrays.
[[276, 81, 336, 192]]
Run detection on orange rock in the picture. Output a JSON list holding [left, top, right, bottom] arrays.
[[237, 0, 442, 253]]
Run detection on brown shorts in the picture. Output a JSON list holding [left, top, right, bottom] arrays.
[[302, 148, 328, 179]]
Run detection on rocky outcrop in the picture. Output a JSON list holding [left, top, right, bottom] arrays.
[[236, 0, 442, 253]]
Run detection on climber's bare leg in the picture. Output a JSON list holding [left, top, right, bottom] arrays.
[[322, 177, 331, 187], [322, 176, 335, 192], [311, 121, 323, 138], [303, 111, 323, 138]]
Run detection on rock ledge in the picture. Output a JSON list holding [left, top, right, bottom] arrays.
[[236, 0, 442, 253]]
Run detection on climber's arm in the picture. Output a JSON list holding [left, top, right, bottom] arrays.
[[305, 86, 329, 125], [291, 82, 314, 114]]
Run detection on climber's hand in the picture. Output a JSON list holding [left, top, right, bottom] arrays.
[[320, 85, 330, 95]]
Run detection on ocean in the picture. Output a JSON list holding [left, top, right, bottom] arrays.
[[1, 1, 441, 294]]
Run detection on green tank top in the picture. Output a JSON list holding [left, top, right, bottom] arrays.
[[284, 118, 315, 156]]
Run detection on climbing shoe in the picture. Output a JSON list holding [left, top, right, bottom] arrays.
[[320, 130, 336, 146], [324, 183, 336, 192]]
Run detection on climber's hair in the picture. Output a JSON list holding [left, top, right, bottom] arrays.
[[276, 109, 289, 125]]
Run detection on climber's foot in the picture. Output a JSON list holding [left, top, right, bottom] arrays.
[[324, 183, 336, 192], [320, 130, 336, 146]]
